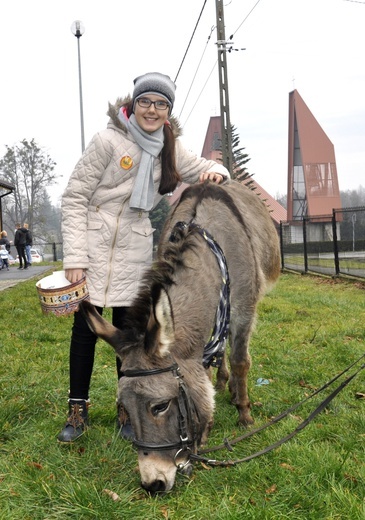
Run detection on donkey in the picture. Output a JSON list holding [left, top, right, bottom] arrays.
[[80, 180, 281, 494]]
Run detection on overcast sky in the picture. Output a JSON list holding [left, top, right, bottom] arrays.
[[1, 0, 364, 204]]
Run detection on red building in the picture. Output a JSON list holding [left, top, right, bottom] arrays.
[[287, 89, 342, 241], [170, 115, 286, 230], [287, 90, 341, 221]]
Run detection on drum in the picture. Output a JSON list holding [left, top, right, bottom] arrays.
[[36, 270, 89, 316]]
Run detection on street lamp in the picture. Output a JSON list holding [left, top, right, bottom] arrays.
[[71, 20, 85, 153]]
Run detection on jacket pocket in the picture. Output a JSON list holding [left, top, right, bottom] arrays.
[[87, 218, 106, 257], [126, 223, 155, 263], [87, 219, 103, 230]]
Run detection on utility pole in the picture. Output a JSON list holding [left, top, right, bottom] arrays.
[[215, 0, 233, 173]]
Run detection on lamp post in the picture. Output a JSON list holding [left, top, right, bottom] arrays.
[[71, 20, 85, 153]]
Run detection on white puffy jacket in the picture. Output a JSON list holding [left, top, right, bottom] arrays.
[[62, 97, 230, 307]]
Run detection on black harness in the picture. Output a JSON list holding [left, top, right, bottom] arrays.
[[120, 363, 197, 470]]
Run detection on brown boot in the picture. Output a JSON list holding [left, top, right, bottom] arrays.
[[57, 399, 90, 443]]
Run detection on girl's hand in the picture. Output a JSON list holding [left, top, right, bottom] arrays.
[[65, 268, 84, 284], [199, 172, 224, 184]]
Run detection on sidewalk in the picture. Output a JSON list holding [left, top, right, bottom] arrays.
[[0, 265, 55, 291]]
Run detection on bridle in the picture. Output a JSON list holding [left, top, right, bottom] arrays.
[[120, 362, 199, 470]]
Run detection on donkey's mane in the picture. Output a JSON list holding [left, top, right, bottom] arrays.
[[125, 226, 198, 332], [174, 182, 246, 228], [125, 182, 246, 332]]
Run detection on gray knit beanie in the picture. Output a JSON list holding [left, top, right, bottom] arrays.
[[132, 72, 176, 108]]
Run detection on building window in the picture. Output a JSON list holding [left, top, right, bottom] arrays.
[[292, 165, 307, 219], [306, 163, 336, 196]]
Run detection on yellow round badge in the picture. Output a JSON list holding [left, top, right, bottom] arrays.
[[120, 156, 133, 170]]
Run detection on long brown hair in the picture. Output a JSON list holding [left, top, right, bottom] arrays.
[[125, 101, 182, 195]]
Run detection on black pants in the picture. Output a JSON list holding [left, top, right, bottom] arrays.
[[1, 258, 9, 269], [16, 245, 27, 268], [69, 306, 127, 400]]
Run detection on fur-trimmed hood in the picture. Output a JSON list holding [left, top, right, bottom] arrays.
[[106, 95, 183, 138]]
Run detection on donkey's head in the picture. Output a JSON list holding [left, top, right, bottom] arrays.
[[79, 287, 215, 494]]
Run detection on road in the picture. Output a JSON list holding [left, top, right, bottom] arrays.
[[0, 264, 54, 291]]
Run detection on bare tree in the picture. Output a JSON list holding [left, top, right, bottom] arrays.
[[340, 186, 365, 208], [0, 139, 58, 236]]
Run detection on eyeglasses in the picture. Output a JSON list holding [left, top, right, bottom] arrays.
[[136, 98, 170, 111]]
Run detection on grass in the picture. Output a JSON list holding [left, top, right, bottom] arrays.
[[0, 267, 364, 519]]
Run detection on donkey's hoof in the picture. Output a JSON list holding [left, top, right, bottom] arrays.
[[238, 415, 254, 427]]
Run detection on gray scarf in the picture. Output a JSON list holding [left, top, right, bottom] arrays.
[[119, 110, 164, 211]]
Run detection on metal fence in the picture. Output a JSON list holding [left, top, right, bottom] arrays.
[[32, 242, 63, 262], [280, 206, 365, 279]]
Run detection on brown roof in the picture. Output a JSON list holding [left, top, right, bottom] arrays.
[[167, 115, 287, 226], [0, 178, 15, 191], [246, 178, 287, 225]]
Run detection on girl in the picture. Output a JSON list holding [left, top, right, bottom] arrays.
[[59, 72, 230, 442]]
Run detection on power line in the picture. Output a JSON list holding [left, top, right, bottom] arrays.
[[178, 25, 215, 119], [181, 59, 217, 129], [229, 0, 263, 40], [174, 0, 208, 83]]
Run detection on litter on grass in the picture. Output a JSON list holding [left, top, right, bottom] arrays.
[[256, 378, 270, 386]]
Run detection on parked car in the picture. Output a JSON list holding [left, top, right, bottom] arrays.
[[30, 248, 44, 263], [15, 248, 44, 264]]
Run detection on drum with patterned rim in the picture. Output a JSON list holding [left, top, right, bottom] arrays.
[[36, 271, 89, 316]]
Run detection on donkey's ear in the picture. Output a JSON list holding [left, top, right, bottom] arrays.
[[146, 286, 174, 357], [79, 301, 128, 358]]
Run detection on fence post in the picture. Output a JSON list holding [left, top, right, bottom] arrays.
[[52, 242, 57, 262], [303, 218, 308, 273], [279, 222, 285, 270], [332, 209, 340, 276]]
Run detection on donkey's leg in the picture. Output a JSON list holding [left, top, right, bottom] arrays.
[[215, 351, 229, 391], [228, 320, 254, 426]]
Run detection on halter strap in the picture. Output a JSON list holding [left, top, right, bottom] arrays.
[[169, 220, 231, 368], [121, 362, 197, 454], [120, 363, 179, 378]]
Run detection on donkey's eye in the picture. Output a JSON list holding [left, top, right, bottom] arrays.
[[151, 401, 170, 416]]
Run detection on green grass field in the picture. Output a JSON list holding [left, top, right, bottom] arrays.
[[0, 269, 364, 519]]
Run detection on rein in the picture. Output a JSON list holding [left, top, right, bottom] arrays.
[[191, 353, 365, 467], [121, 353, 364, 468]]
